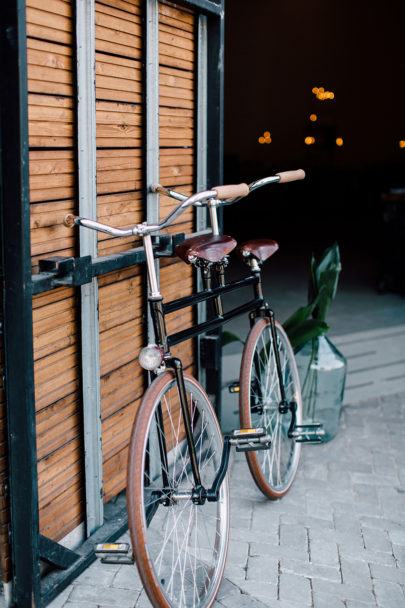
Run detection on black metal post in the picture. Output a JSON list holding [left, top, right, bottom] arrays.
[[205, 5, 225, 418], [0, 1, 41, 606]]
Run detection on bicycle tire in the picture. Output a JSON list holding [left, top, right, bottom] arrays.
[[127, 370, 230, 608], [239, 318, 302, 499]]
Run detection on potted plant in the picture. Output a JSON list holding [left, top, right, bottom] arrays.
[[283, 243, 347, 442]]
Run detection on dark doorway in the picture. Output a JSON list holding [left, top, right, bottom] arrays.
[[223, 0, 405, 329]]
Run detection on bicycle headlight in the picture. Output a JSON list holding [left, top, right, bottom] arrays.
[[139, 344, 164, 371]]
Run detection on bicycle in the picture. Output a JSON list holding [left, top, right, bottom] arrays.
[[64, 169, 323, 608]]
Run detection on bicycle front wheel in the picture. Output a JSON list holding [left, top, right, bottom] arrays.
[[127, 370, 230, 608], [239, 318, 302, 499]]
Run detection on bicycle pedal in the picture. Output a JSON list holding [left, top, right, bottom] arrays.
[[231, 428, 265, 439], [95, 543, 134, 564], [228, 382, 240, 393], [101, 555, 134, 565], [229, 428, 271, 452], [290, 423, 325, 444]]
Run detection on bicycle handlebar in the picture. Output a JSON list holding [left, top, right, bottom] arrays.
[[276, 169, 305, 183], [64, 169, 305, 237]]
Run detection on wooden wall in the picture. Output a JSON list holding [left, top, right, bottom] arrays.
[[27, 0, 85, 542], [6, 0, 201, 554], [95, 0, 145, 504]]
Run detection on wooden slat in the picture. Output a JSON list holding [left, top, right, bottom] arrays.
[[30, 153, 74, 203], [97, 0, 142, 14], [26, 4, 73, 46], [27, 38, 73, 97], [95, 5, 142, 60], [159, 2, 194, 28], [28, 95, 74, 149]]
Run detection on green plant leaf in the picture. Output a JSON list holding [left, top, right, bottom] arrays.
[[312, 266, 341, 322], [287, 319, 329, 349], [308, 253, 318, 303], [222, 330, 244, 347], [283, 285, 325, 332]]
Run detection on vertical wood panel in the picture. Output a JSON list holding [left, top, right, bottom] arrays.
[[159, 0, 196, 372], [95, 0, 145, 503], [27, 0, 85, 542]]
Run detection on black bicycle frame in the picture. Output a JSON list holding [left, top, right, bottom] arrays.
[[147, 260, 287, 494]]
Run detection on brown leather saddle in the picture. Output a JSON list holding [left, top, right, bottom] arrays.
[[237, 238, 279, 262], [175, 234, 237, 264]]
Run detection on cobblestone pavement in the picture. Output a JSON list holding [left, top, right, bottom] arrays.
[[48, 392, 405, 608]]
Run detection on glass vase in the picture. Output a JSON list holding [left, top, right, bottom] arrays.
[[294, 334, 347, 442]]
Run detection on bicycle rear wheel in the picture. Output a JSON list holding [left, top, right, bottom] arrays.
[[239, 318, 302, 499], [127, 370, 230, 608]]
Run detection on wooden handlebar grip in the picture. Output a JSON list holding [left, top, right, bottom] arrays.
[[213, 183, 249, 200], [276, 169, 306, 183], [64, 214, 78, 227]]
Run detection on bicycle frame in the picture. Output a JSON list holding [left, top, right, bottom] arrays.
[[142, 220, 288, 499]]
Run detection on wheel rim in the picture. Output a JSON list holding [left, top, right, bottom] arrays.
[[243, 321, 301, 496], [133, 375, 229, 608]]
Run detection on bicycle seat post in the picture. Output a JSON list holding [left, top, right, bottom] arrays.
[[143, 232, 169, 354], [207, 198, 225, 316]]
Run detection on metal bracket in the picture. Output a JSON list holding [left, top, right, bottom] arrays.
[[39, 535, 80, 570], [152, 232, 185, 257], [33, 233, 187, 295], [38, 255, 92, 287]]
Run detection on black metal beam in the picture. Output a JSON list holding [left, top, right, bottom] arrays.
[[181, 0, 223, 15], [204, 6, 225, 416], [31, 233, 185, 295], [168, 298, 262, 346], [207, 7, 224, 190], [0, 1, 41, 606], [163, 274, 258, 314]]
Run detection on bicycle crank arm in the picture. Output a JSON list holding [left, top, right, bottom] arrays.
[[205, 428, 271, 502]]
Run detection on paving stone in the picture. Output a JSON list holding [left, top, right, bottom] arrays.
[[249, 541, 308, 565], [134, 590, 152, 607], [245, 554, 279, 585], [280, 513, 334, 531], [236, 580, 277, 604], [373, 580, 405, 607], [344, 601, 377, 608], [312, 592, 346, 608], [339, 544, 397, 567], [68, 583, 138, 607], [279, 524, 308, 553], [278, 573, 312, 606], [217, 590, 270, 607], [47, 586, 72, 608], [111, 565, 144, 591], [280, 557, 341, 582], [223, 563, 247, 583], [216, 578, 243, 601], [362, 527, 393, 554], [74, 562, 118, 587], [308, 538, 340, 568], [226, 539, 250, 567], [340, 556, 372, 588], [369, 562, 405, 585], [311, 579, 376, 604], [393, 544, 405, 567]]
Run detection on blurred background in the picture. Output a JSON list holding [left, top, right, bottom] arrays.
[[223, 0, 405, 323]]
